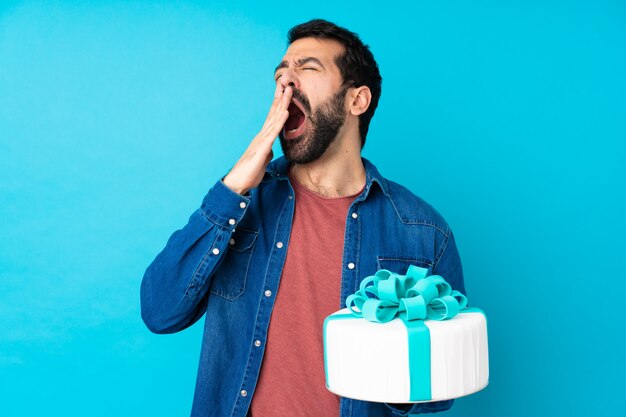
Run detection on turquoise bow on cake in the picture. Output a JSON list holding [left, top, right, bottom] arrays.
[[346, 265, 467, 323]]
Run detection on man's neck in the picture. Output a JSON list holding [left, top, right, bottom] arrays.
[[289, 136, 366, 198]]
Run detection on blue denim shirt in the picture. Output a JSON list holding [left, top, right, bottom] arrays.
[[140, 156, 466, 417]]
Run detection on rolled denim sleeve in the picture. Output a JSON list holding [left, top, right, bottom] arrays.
[[140, 177, 251, 334]]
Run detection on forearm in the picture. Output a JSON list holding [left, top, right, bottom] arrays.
[[140, 177, 251, 334]]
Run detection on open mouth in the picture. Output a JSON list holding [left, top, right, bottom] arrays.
[[283, 99, 307, 139]]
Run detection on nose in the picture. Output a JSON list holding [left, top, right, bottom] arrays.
[[278, 68, 300, 90]]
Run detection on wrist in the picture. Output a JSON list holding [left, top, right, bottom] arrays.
[[222, 175, 248, 196]]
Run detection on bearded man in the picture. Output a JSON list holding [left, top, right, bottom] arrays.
[[141, 19, 465, 417]]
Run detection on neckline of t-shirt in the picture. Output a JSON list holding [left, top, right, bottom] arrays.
[[287, 164, 365, 201]]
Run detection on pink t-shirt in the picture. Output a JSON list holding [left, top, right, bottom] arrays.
[[249, 167, 364, 417]]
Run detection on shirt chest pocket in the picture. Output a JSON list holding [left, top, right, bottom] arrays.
[[376, 255, 434, 275], [209, 227, 259, 301]]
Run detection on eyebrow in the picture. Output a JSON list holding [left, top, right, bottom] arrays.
[[274, 57, 325, 75]]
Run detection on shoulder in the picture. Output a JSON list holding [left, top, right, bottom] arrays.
[[383, 178, 451, 238]]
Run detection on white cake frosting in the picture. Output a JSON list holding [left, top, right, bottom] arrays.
[[324, 308, 489, 403]]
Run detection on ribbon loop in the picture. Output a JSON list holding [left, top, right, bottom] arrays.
[[346, 265, 467, 323], [400, 295, 427, 320], [451, 290, 468, 310]]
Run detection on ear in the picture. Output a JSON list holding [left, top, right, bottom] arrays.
[[348, 86, 372, 116]]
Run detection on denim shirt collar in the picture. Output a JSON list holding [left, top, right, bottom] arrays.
[[264, 155, 390, 199]]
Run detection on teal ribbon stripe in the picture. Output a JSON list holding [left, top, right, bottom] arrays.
[[324, 265, 472, 402]]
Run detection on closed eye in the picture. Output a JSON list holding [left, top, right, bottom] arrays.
[[274, 67, 317, 82]]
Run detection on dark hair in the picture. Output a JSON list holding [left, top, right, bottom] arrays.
[[287, 19, 382, 149]]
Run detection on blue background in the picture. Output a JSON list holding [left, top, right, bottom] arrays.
[[1, 1, 625, 416]]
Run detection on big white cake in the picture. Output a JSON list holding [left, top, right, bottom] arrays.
[[323, 266, 489, 403]]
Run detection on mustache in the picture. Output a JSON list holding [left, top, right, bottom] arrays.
[[290, 88, 311, 114]]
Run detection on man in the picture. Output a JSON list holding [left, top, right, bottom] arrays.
[[141, 19, 465, 417]]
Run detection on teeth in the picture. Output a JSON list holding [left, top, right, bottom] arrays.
[[288, 128, 297, 133]]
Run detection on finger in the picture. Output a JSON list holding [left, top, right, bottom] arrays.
[[259, 107, 289, 145], [263, 86, 291, 130], [280, 85, 293, 108], [259, 86, 292, 143], [267, 90, 291, 128], [271, 87, 291, 119], [267, 83, 287, 115], [274, 82, 284, 99], [272, 85, 291, 112]]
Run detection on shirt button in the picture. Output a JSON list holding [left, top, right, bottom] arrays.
[[240, 389, 247, 397], [276, 242, 283, 249], [212, 248, 220, 255], [240, 202, 247, 208], [288, 195, 293, 199], [228, 218, 236, 225], [348, 262, 355, 270], [254, 340, 261, 347], [229, 238, 235, 245], [352, 212, 358, 219], [264, 290, 272, 297]]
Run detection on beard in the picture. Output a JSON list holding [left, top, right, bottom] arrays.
[[278, 86, 348, 164]]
